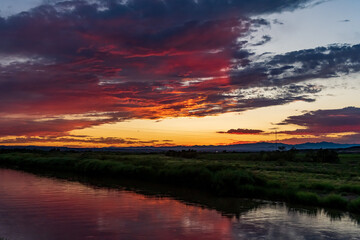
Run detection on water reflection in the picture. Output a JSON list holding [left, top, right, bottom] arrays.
[[233, 205, 360, 240], [0, 168, 359, 240]]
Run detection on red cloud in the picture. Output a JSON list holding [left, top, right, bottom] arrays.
[[0, 117, 113, 137]]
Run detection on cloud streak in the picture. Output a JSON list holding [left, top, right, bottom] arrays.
[[217, 128, 264, 135], [0, 135, 172, 146]]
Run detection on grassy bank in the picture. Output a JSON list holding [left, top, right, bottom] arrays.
[[0, 150, 359, 214]]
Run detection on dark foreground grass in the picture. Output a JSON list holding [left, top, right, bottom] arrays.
[[0, 150, 360, 214], [0, 152, 266, 198]]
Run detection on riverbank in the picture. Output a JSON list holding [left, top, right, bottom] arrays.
[[0, 150, 359, 214]]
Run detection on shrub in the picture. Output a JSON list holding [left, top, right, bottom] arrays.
[[316, 149, 339, 163], [310, 182, 335, 191], [165, 150, 198, 159], [306, 149, 339, 163], [339, 185, 360, 195], [348, 198, 360, 213], [320, 194, 348, 209], [212, 169, 266, 196], [294, 192, 319, 205]]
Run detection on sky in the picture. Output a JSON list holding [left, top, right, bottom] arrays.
[[0, 0, 359, 147]]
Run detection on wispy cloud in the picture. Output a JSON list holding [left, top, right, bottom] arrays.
[[0, 136, 172, 146]]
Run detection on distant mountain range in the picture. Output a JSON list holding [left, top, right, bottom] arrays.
[[1, 142, 359, 152]]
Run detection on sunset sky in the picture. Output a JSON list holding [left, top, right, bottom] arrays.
[[0, 0, 359, 147]]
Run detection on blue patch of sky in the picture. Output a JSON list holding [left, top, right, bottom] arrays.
[[250, 0, 360, 54]]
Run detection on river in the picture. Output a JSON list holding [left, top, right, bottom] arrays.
[[0, 168, 359, 240]]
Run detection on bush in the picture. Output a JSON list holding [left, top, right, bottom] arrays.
[[293, 192, 319, 205], [165, 150, 198, 159], [249, 148, 298, 162], [320, 194, 348, 209], [348, 198, 360, 213], [305, 149, 339, 163], [212, 169, 265, 196], [338, 185, 360, 195], [310, 182, 335, 191]]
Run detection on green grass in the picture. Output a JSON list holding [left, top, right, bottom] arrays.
[[0, 150, 359, 213]]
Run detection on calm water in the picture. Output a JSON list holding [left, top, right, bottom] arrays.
[[0, 168, 359, 240]]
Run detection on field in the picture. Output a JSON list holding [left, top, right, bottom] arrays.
[[0, 149, 360, 214]]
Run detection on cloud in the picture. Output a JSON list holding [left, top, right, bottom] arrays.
[[230, 44, 360, 88], [278, 107, 360, 135], [0, 136, 172, 146], [251, 35, 272, 46], [217, 128, 264, 135], [273, 19, 284, 25], [0, 116, 113, 137], [274, 133, 360, 145], [2, 0, 359, 140]]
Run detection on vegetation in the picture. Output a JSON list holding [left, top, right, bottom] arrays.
[[0, 149, 359, 214]]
